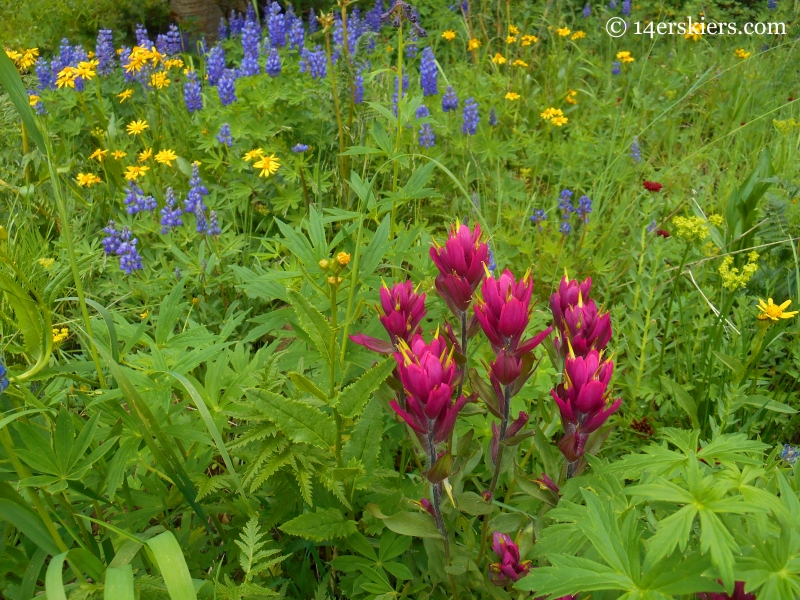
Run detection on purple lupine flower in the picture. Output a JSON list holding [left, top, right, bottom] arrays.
[[530, 208, 547, 231], [35, 58, 54, 90], [265, 47, 281, 76], [135, 24, 152, 49], [583, 3, 591, 17], [647, 219, 657, 233], [58, 38, 74, 65], [366, 0, 383, 31], [219, 18, 229, 39], [630, 136, 641, 162], [559, 189, 575, 215], [230, 10, 245, 36], [300, 45, 327, 79], [184, 70, 203, 113], [442, 85, 458, 112], [609, 0, 618, 9], [102, 220, 121, 254], [489, 107, 498, 126], [156, 33, 170, 56], [420, 47, 437, 96], [124, 182, 157, 214], [560, 220, 572, 235], [768, 0, 778, 8], [195, 205, 208, 233], [185, 162, 209, 214], [240, 18, 262, 76], [166, 24, 182, 54], [611, 61, 621, 75], [347, 8, 363, 56], [206, 45, 226, 86], [354, 72, 365, 103], [119, 46, 135, 83], [292, 143, 309, 153], [218, 69, 237, 106], [308, 7, 318, 33], [416, 105, 435, 147], [268, 2, 287, 47], [217, 123, 233, 146], [160, 187, 184, 233], [576, 195, 592, 223], [622, 0, 631, 15], [118, 227, 143, 275], [96, 29, 116, 75], [289, 18, 305, 50], [208, 211, 222, 236], [462, 97, 479, 135], [487, 245, 497, 272]]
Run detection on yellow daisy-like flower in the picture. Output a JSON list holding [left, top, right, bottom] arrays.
[[253, 154, 281, 178], [491, 53, 507, 64], [117, 89, 133, 103], [112, 150, 127, 160], [124, 165, 150, 181], [89, 148, 108, 161], [164, 58, 184, 69], [140, 310, 149, 320], [150, 71, 170, 89], [512, 59, 528, 67], [75, 60, 97, 81], [17, 48, 39, 70], [76, 173, 102, 187], [540, 107, 563, 120], [734, 48, 751, 59], [565, 89, 578, 105], [126, 120, 149, 136], [468, 38, 481, 50], [757, 298, 798, 322], [551, 115, 568, 126], [124, 46, 151, 73], [442, 30, 456, 41], [138, 148, 153, 162], [56, 66, 77, 89], [556, 27, 571, 37], [616, 50, 634, 63], [505, 92, 521, 101], [28, 94, 40, 107], [38, 257, 55, 269], [155, 149, 178, 166], [506, 35, 517, 44], [243, 148, 265, 162], [571, 30, 586, 40], [5, 49, 22, 62], [337, 252, 351, 266], [521, 35, 538, 46], [509, 25, 520, 35], [684, 21, 703, 41]]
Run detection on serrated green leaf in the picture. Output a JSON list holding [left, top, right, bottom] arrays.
[[280, 508, 357, 541], [343, 398, 383, 474], [249, 389, 335, 449], [287, 289, 333, 364], [289, 372, 329, 403], [336, 358, 395, 418]]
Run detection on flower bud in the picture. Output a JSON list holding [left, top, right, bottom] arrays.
[[319, 258, 330, 270], [336, 251, 351, 266]]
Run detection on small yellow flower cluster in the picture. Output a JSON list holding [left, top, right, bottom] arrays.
[[540, 107, 568, 126], [5, 48, 39, 70], [556, 27, 571, 37], [38, 257, 55, 269], [319, 252, 352, 286], [53, 327, 69, 344], [468, 38, 481, 50], [521, 35, 538, 46], [708, 214, 724, 226], [124, 46, 165, 74], [509, 25, 520, 35], [616, 51, 634, 63], [112, 150, 127, 160], [164, 58, 184, 69], [76, 173, 102, 187], [506, 35, 517, 44], [719, 252, 759, 291], [565, 89, 578, 105], [684, 22, 703, 41], [442, 30, 456, 41], [672, 215, 708, 242], [734, 48, 751, 59], [245, 149, 281, 178], [491, 53, 507, 65], [571, 31, 586, 40], [757, 298, 798, 322], [774, 118, 800, 135], [150, 71, 170, 89]]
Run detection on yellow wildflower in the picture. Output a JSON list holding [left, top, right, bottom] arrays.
[[684, 21, 703, 41], [124, 165, 150, 181], [140, 310, 149, 320], [617, 51, 634, 63], [512, 59, 528, 67], [442, 30, 456, 41], [571, 31, 586, 40], [5, 49, 22, 63], [540, 107, 564, 120], [89, 148, 108, 161], [243, 148, 265, 162], [734, 48, 751, 59], [337, 252, 351, 266], [164, 58, 184, 69], [155, 149, 178, 166], [150, 71, 170, 89], [76, 173, 102, 187], [28, 94, 40, 107], [708, 214, 724, 226], [124, 46, 151, 73], [126, 120, 149, 135], [757, 298, 798, 322], [491, 53, 507, 64], [521, 35, 538, 46], [468, 38, 481, 50], [551, 115, 568, 126], [556, 27, 571, 37], [672, 215, 709, 242], [506, 35, 517, 44], [56, 66, 77, 89], [53, 327, 69, 343], [75, 60, 97, 80], [112, 150, 127, 160], [38, 258, 55, 269], [253, 154, 281, 178], [509, 25, 520, 35], [505, 92, 521, 101], [719, 253, 759, 291], [117, 89, 133, 103], [566, 89, 578, 105], [138, 148, 153, 162]]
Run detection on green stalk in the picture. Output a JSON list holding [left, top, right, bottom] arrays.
[[340, 212, 365, 365], [425, 431, 459, 600], [390, 21, 404, 238], [657, 242, 691, 380], [325, 30, 348, 193], [329, 283, 344, 468]]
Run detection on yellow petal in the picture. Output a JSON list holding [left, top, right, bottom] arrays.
[[779, 299, 792, 310]]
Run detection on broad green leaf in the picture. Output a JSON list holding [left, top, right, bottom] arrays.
[[0, 48, 46, 152], [660, 377, 699, 429], [289, 372, 329, 403], [358, 216, 392, 278], [280, 508, 358, 541], [514, 554, 633, 594], [366, 504, 442, 539], [45, 552, 68, 600], [154, 280, 188, 345], [148, 531, 198, 600], [343, 398, 383, 474], [0, 499, 60, 555], [340, 146, 384, 156], [0, 272, 45, 362], [732, 394, 797, 414], [287, 289, 333, 363], [275, 219, 317, 267], [105, 566, 134, 600], [249, 388, 335, 449], [336, 358, 395, 418], [20, 548, 47, 600]]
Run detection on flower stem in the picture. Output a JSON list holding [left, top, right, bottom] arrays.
[[657, 242, 691, 380], [426, 431, 459, 600], [456, 309, 468, 398], [325, 30, 348, 193], [390, 21, 404, 238]]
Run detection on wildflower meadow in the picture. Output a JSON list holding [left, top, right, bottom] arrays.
[[1, 0, 799, 598]]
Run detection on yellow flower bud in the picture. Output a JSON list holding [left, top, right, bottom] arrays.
[[319, 259, 330, 270], [336, 252, 351, 266]]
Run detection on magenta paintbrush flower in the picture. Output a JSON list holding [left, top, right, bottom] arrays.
[[488, 532, 531, 586], [389, 332, 467, 445], [698, 581, 756, 600], [552, 349, 622, 461], [550, 275, 611, 360], [350, 280, 426, 353], [430, 222, 488, 315]]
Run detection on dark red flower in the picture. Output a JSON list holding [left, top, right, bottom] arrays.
[[656, 229, 670, 238], [643, 180, 663, 192]]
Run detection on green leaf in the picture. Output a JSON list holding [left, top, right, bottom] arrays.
[[289, 372, 329, 403], [0, 272, 45, 363], [280, 508, 358, 541], [0, 498, 60, 555], [147, 531, 198, 600], [514, 554, 633, 594], [105, 566, 134, 600], [275, 219, 317, 267], [366, 504, 442, 539], [20, 548, 47, 600], [358, 216, 392, 279], [336, 358, 395, 418], [733, 394, 797, 414], [154, 280, 188, 345], [660, 377, 699, 429], [248, 388, 335, 449], [287, 289, 333, 363], [343, 398, 384, 474], [45, 552, 68, 600], [0, 48, 46, 152], [340, 146, 385, 156]]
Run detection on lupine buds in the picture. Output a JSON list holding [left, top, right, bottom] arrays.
[[488, 532, 531, 586], [430, 223, 488, 315], [351, 281, 426, 353], [550, 275, 611, 360], [389, 333, 466, 444], [551, 350, 621, 460]]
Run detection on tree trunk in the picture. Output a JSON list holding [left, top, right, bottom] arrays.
[[170, 0, 224, 40]]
